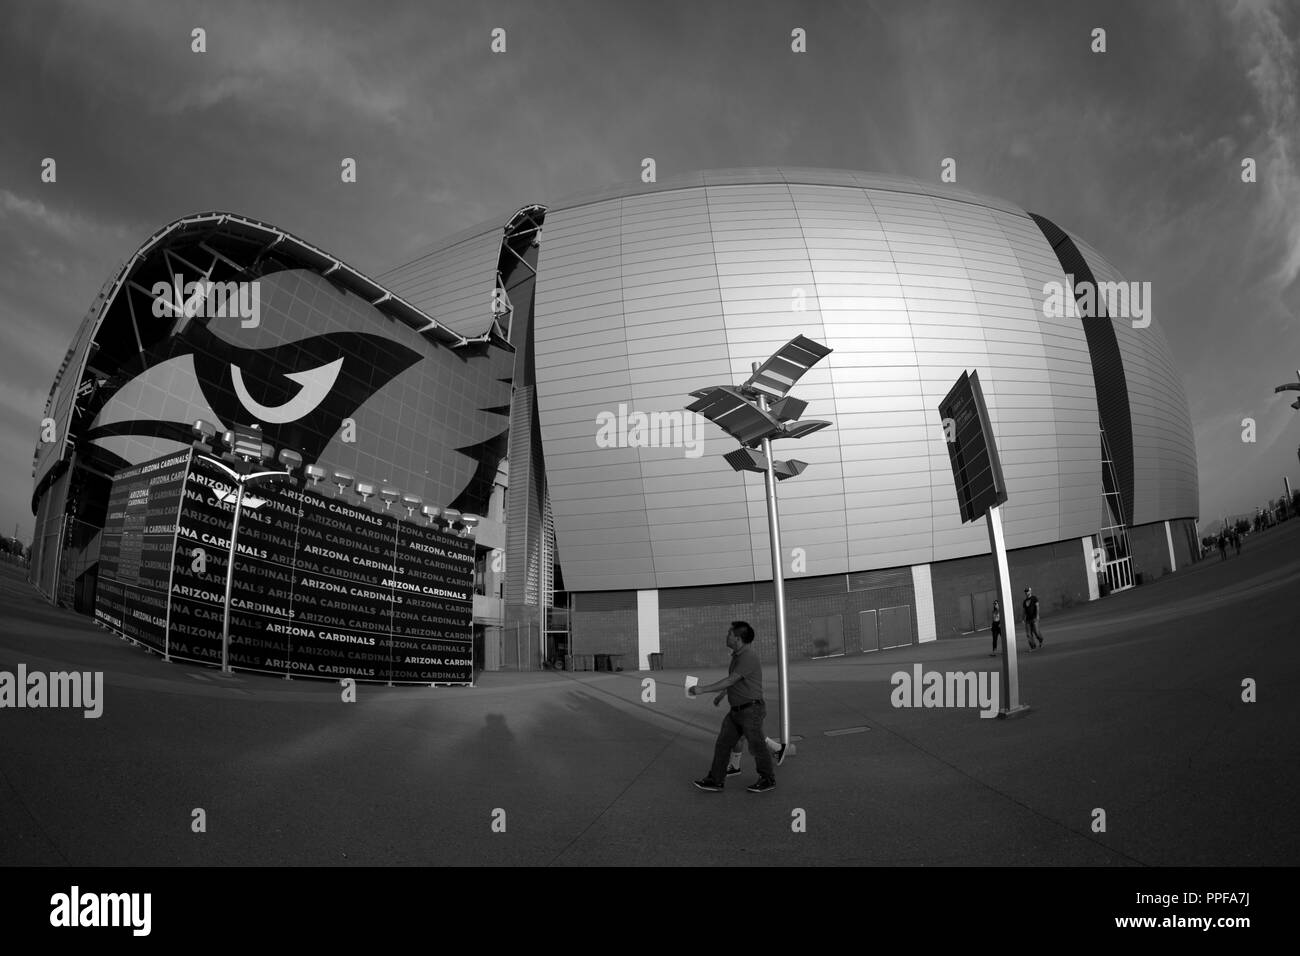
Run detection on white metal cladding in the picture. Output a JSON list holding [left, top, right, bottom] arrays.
[[378, 226, 502, 338], [1070, 236, 1199, 525], [530, 177, 1187, 592]]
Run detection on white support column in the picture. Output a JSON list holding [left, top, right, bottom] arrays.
[[1083, 536, 1099, 601], [911, 564, 937, 643], [987, 504, 1027, 716], [636, 589, 660, 671], [1164, 520, 1177, 573]]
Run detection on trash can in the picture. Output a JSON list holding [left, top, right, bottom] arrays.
[[648, 653, 663, 671]]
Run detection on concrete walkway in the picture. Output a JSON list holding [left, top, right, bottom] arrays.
[[0, 521, 1297, 866]]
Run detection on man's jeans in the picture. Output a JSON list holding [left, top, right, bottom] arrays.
[[707, 701, 775, 785]]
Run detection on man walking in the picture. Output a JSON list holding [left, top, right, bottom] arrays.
[[1022, 587, 1044, 650], [988, 599, 1003, 656], [689, 621, 777, 793]]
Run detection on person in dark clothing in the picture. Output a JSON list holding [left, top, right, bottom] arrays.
[[1218, 534, 1227, 561], [690, 621, 777, 793], [1022, 587, 1043, 650], [988, 600, 1003, 656], [1233, 530, 1242, 555]]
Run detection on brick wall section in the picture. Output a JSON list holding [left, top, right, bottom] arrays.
[[930, 538, 1091, 638], [1127, 519, 1178, 582], [569, 607, 638, 661], [656, 586, 922, 669], [573, 576, 918, 670], [1170, 517, 1200, 568], [660, 598, 778, 671], [569, 519, 1203, 664]]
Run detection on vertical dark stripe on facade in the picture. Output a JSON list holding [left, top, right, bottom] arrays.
[[503, 212, 548, 669], [1029, 213, 1135, 525]]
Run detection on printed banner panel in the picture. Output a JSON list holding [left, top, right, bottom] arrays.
[[98, 450, 475, 683]]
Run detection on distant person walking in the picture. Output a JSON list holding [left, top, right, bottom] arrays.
[[1022, 587, 1044, 650], [988, 599, 1003, 656], [1233, 530, 1242, 556], [1218, 534, 1228, 561], [689, 621, 777, 793]]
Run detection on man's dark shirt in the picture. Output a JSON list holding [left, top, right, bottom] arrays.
[[1023, 595, 1040, 621], [727, 644, 764, 707]]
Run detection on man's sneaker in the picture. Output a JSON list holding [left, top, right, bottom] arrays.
[[726, 764, 742, 776], [747, 779, 776, 794], [693, 778, 723, 792], [775, 743, 789, 766]]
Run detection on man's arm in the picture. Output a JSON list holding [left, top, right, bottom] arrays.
[[690, 673, 740, 695]]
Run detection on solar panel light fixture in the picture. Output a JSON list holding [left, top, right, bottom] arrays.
[[723, 448, 807, 480], [332, 471, 355, 495], [686, 386, 783, 447], [354, 481, 377, 503], [460, 514, 480, 536], [767, 396, 807, 423], [304, 464, 327, 485], [780, 419, 832, 440], [379, 487, 401, 510], [742, 334, 833, 400], [422, 504, 442, 525], [402, 494, 422, 518]]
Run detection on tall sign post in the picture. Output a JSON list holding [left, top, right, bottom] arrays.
[[938, 370, 1028, 718], [1273, 371, 1300, 514]]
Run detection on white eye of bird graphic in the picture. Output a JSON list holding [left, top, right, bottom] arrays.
[[231, 357, 344, 424]]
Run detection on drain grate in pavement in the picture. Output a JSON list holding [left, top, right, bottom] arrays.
[[823, 726, 869, 736]]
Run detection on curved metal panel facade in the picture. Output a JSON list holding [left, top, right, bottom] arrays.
[[530, 173, 1195, 593], [1068, 235, 1200, 526], [378, 225, 504, 339]]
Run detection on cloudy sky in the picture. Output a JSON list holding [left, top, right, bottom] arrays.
[[1, 0, 1297, 542]]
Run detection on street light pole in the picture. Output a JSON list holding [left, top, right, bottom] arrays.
[[756, 384, 792, 746], [221, 477, 247, 674], [685, 335, 833, 755], [213, 465, 297, 674]]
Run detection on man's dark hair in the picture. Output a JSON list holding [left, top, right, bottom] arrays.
[[730, 621, 755, 644]]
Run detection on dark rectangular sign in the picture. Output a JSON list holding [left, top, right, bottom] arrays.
[[938, 370, 1009, 523]]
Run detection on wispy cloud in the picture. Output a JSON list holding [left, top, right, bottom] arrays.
[[1229, 0, 1300, 292], [0, 189, 130, 244]]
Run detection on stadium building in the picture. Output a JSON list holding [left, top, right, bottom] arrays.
[[32, 169, 1200, 672]]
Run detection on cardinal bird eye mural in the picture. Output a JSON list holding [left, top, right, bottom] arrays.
[[82, 322, 423, 465]]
